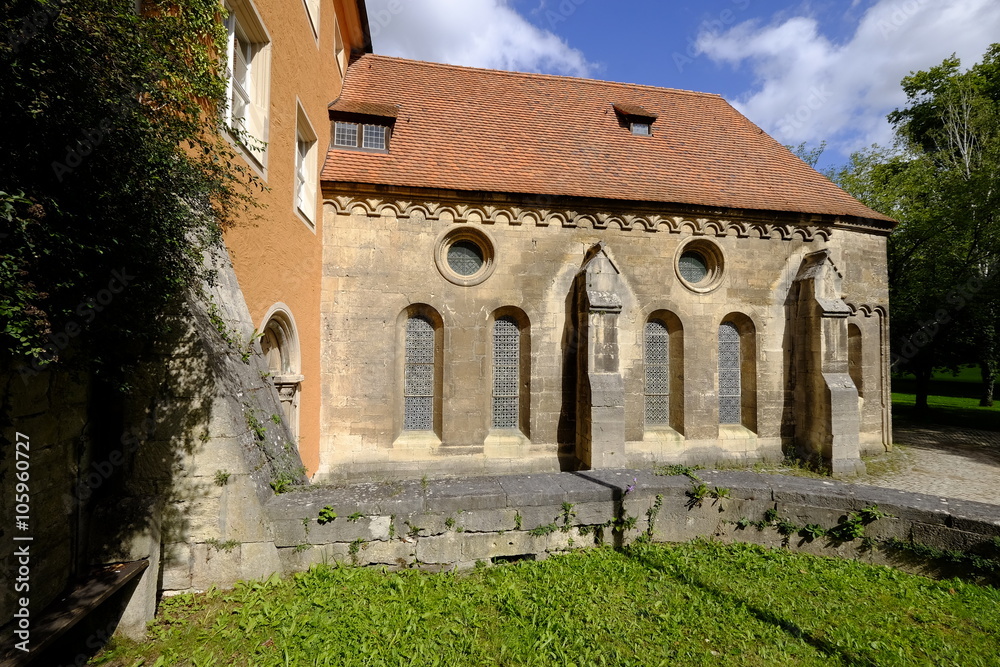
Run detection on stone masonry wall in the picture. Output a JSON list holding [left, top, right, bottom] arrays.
[[318, 192, 891, 482], [267, 469, 1000, 583], [0, 243, 305, 640]]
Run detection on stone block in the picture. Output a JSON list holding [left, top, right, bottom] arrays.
[[160, 542, 193, 592], [239, 542, 282, 582], [415, 534, 464, 564], [278, 543, 350, 573], [455, 508, 518, 533], [218, 478, 273, 543], [425, 477, 507, 512], [570, 501, 616, 526], [911, 524, 990, 553], [310, 516, 384, 544], [273, 517, 308, 547], [190, 542, 242, 591], [498, 474, 571, 507], [357, 539, 416, 566], [116, 545, 161, 641], [461, 532, 538, 561], [515, 505, 562, 532], [88, 496, 162, 565]]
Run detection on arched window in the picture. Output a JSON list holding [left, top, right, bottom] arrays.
[[848, 323, 864, 399], [404, 316, 436, 431], [493, 316, 520, 429], [644, 320, 670, 426], [718, 321, 742, 425], [259, 307, 302, 439]]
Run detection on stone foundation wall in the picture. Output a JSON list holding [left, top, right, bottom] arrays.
[[1, 243, 307, 639], [266, 469, 1000, 581]]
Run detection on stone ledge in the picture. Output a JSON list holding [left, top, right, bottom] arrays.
[[263, 469, 1000, 570]]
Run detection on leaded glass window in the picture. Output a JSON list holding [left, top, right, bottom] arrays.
[[447, 240, 484, 276], [363, 124, 386, 150], [679, 251, 708, 283], [644, 320, 670, 426], [492, 317, 519, 428], [718, 321, 741, 424], [404, 316, 435, 430], [334, 121, 358, 147]]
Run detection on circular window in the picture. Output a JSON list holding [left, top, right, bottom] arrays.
[[678, 251, 708, 283], [447, 240, 484, 276], [435, 227, 497, 286], [674, 239, 725, 293]]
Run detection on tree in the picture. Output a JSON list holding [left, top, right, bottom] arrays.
[[786, 141, 828, 169], [835, 45, 1000, 409], [0, 0, 257, 387]]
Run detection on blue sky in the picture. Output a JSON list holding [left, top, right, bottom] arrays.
[[366, 0, 1000, 170]]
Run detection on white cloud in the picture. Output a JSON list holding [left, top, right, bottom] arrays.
[[695, 0, 1000, 156], [366, 0, 594, 77]]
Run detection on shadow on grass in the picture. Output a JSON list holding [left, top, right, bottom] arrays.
[[893, 401, 1000, 433], [624, 546, 879, 667]]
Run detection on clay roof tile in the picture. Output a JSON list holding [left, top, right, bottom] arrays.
[[322, 55, 893, 224]]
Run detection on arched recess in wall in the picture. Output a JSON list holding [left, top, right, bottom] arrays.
[[644, 310, 684, 435], [259, 304, 304, 441], [490, 307, 531, 438], [396, 304, 444, 438], [718, 313, 758, 433], [848, 322, 864, 403]]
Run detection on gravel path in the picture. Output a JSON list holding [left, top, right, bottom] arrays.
[[856, 424, 1000, 507]]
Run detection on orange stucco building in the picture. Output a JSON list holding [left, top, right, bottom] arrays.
[[221, 0, 370, 475]]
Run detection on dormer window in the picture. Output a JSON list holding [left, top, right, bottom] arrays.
[[613, 102, 658, 137], [329, 101, 399, 154], [332, 121, 390, 150], [362, 124, 386, 150]]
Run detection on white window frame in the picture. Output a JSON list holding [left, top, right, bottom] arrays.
[[224, 1, 271, 171], [334, 14, 347, 75], [303, 0, 320, 40], [332, 121, 390, 152], [295, 103, 318, 226]]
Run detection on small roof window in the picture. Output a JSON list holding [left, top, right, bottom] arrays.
[[329, 100, 398, 153], [613, 102, 658, 137]]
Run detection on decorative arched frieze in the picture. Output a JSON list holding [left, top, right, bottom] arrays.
[[771, 225, 793, 241], [845, 303, 876, 317], [703, 219, 727, 237], [324, 196, 837, 243]]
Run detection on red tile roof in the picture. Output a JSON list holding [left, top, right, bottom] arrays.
[[322, 55, 893, 223], [612, 102, 658, 119], [329, 100, 399, 118]]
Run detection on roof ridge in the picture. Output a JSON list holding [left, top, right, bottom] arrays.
[[353, 53, 725, 99]]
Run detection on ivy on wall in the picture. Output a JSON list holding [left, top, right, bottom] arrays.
[[0, 0, 261, 386]]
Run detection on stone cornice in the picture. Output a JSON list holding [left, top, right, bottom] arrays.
[[324, 195, 857, 243]]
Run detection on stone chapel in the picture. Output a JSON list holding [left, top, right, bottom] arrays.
[[315, 55, 894, 480]]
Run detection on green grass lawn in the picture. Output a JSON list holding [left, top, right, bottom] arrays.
[[93, 541, 1000, 667], [893, 365, 999, 431]]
